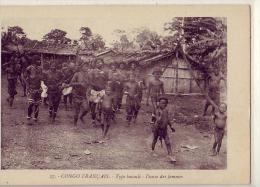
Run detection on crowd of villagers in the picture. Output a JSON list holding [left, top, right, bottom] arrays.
[[3, 52, 227, 163]]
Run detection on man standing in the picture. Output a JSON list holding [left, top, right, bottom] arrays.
[[62, 63, 74, 110], [42, 62, 64, 123], [69, 63, 90, 125], [89, 58, 108, 126], [124, 73, 141, 125], [24, 55, 43, 123], [5, 56, 20, 107], [117, 62, 127, 110]]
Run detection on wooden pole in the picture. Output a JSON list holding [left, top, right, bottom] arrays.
[[175, 58, 179, 93], [189, 77, 192, 93], [41, 53, 43, 69]]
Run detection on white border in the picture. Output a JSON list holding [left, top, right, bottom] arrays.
[[0, 1, 258, 187]]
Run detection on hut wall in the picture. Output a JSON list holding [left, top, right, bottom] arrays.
[[145, 57, 205, 94]]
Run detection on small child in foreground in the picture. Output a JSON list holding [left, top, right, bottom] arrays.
[[100, 86, 115, 139], [151, 97, 176, 162], [211, 102, 227, 156]]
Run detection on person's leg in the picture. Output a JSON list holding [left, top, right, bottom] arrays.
[[211, 130, 218, 155], [133, 102, 141, 123], [64, 95, 68, 110], [152, 129, 159, 151], [43, 97, 48, 106], [164, 134, 173, 156], [20, 76, 26, 97], [150, 97, 157, 123], [48, 94, 54, 118], [96, 102, 102, 122], [203, 100, 210, 116], [103, 122, 110, 138], [33, 104, 39, 121], [80, 99, 89, 123], [151, 97, 157, 114], [69, 94, 73, 106], [27, 103, 34, 119], [49, 106, 53, 117], [9, 96, 14, 107], [74, 101, 81, 125], [216, 131, 224, 154], [164, 133, 176, 162], [118, 90, 124, 110], [8, 79, 16, 107], [212, 141, 217, 151], [90, 101, 96, 121], [52, 94, 61, 121], [80, 110, 88, 123], [125, 97, 133, 125], [103, 113, 111, 138]]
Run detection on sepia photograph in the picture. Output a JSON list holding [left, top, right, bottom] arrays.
[[0, 4, 251, 185], [1, 15, 227, 170]]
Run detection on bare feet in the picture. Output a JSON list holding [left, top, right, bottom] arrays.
[[168, 155, 177, 162]]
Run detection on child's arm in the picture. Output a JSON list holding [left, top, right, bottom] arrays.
[[160, 81, 165, 95], [168, 121, 175, 132], [111, 97, 116, 112], [168, 111, 175, 132]]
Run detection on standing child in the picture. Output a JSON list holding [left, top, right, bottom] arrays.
[[151, 97, 176, 162], [211, 103, 227, 156], [203, 68, 224, 116], [100, 86, 115, 139]]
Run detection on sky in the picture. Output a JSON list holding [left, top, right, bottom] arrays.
[[1, 8, 175, 46]]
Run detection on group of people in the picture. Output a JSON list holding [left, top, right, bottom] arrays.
[[3, 53, 227, 163]]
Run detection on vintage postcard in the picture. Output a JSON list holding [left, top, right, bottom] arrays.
[[0, 5, 250, 185]]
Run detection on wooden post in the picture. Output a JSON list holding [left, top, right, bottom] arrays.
[[40, 53, 43, 68], [175, 58, 179, 93], [189, 78, 192, 93]]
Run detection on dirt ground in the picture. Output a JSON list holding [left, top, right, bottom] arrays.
[[1, 76, 226, 170]]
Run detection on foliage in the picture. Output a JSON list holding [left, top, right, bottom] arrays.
[[42, 29, 71, 45], [79, 27, 105, 51], [135, 28, 162, 50], [165, 17, 227, 74], [1, 26, 27, 48]]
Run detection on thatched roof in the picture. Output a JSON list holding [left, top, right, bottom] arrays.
[[2, 43, 180, 67], [94, 48, 178, 67]]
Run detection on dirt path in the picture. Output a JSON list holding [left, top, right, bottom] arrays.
[[1, 76, 226, 169]]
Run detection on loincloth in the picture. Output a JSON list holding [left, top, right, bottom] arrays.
[[62, 83, 73, 96], [126, 95, 140, 112], [41, 81, 48, 98], [89, 89, 105, 103], [27, 89, 42, 104]]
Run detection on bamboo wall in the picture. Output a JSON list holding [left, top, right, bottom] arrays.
[[145, 57, 206, 94]]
